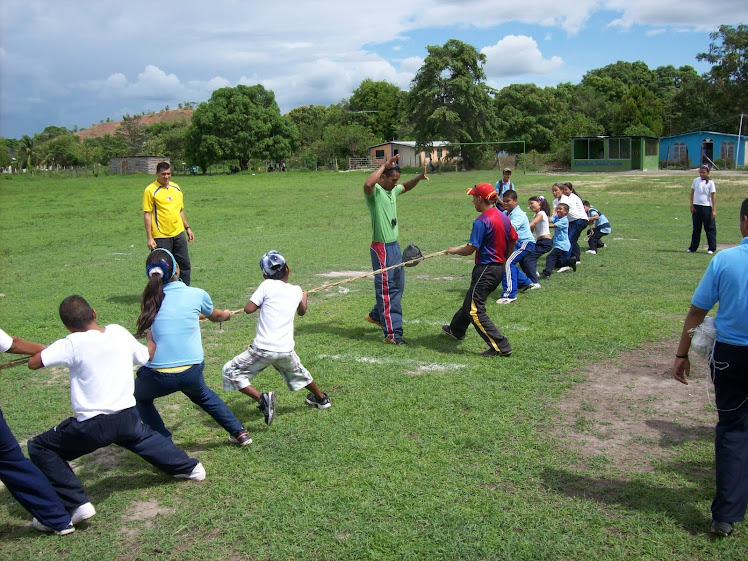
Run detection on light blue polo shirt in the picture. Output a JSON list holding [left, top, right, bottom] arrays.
[[147, 281, 214, 367], [691, 238, 748, 346], [508, 206, 534, 244], [551, 215, 570, 251]]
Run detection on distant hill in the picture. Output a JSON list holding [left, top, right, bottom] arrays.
[[75, 109, 194, 139]]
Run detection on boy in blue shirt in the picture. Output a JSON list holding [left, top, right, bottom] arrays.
[[541, 203, 576, 279], [497, 190, 537, 303], [583, 200, 611, 255]]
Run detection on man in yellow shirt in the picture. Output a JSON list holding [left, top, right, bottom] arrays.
[[142, 162, 194, 285]]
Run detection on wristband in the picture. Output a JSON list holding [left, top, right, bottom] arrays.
[[675, 354, 688, 359], [185, 226, 191, 230]]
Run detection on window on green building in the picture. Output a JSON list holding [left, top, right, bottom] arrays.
[[609, 138, 631, 160], [645, 139, 658, 156], [590, 138, 604, 159], [573, 139, 589, 159]]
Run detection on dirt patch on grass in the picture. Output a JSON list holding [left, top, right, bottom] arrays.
[[120, 499, 176, 539], [553, 340, 715, 471]]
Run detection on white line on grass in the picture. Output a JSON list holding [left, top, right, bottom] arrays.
[[317, 353, 466, 372]]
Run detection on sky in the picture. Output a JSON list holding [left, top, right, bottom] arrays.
[[1, 1, 747, 139]]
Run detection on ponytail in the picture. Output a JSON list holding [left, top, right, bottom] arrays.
[[136, 274, 165, 338]]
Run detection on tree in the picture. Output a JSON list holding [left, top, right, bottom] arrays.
[[186, 84, 298, 171], [697, 24, 748, 113], [349, 79, 404, 141], [494, 84, 564, 151], [17, 135, 38, 170], [405, 39, 499, 169], [116, 115, 147, 155], [611, 85, 663, 136]]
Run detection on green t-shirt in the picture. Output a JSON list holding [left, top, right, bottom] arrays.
[[365, 184, 404, 243]]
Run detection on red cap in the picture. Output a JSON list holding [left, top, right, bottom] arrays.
[[466, 183, 497, 200]]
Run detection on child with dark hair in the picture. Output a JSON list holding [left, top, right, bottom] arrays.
[[497, 189, 536, 303], [134, 249, 251, 446], [583, 200, 611, 254], [523, 195, 552, 284], [26, 295, 204, 533], [561, 182, 587, 263], [222, 250, 330, 424], [687, 164, 717, 254], [541, 203, 577, 279]]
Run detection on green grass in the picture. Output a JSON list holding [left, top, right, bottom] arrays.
[[1, 169, 747, 560]]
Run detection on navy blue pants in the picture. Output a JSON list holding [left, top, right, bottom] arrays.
[[542, 248, 574, 278], [27, 407, 197, 511], [156, 231, 191, 285], [369, 241, 404, 340], [711, 342, 748, 523], [568, 218, 587, 262], [135, 362, 244, 438], [0, 408, 71, 531], [523, 238, 552, 283], [689, 205, 716, 253], [449, 263, 513, 355]]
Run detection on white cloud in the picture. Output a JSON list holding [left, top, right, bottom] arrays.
[[645, 28, 666, 37], [482, 35, 564, 78]]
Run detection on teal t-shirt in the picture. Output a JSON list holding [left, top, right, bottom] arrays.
[[365, 184, 404, 243]]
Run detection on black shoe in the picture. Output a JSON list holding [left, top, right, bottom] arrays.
[[571, 261, 577, 272], [305, 392, 331, 409], [441, 325, 465, 341], [258, 391, 276, 426], [710, 519, 733, 537], [541, 273, 551, 280], [227, 430, 253, 446], [481, 348, 512, 357]]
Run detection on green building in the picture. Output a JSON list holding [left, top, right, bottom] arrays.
[[571, 136, 659, 172]]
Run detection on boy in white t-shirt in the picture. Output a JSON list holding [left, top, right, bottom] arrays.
[[26, 295, 205, 532], [222, 251, 330, 427], [687, 164, 717, 254]]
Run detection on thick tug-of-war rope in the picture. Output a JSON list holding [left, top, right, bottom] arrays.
[[201, 248, 449, 322], [0, 355, 30, 371]]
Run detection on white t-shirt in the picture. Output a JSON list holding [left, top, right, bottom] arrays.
[[0, 328, 13, 353], [40, 324, 150, 421], [561, 193, 587, 220], [691, 177, 716, 206], [533, 211, 550, 238], [249, 279, 303, 353]]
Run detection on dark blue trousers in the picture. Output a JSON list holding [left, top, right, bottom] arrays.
[[27, 407, 198, 511], [568, 218, 587, 262], [0, 408, 71, 531], [690, 205, 717, 253], [135, 362, 244, 438], [156, 231, 191, 285], [369, 241, 404, 340], [542, 248, 574, 277], [711, 342, 748, 523], [523, 238, 552, 283], [501, 240, 535, 298]]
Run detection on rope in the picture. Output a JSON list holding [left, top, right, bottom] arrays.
[[0, 356, 30, 371]]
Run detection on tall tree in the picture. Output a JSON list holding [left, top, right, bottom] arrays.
[[612, 85, 663, 136], [405, 39, 499, 168], [17, 135, 37, 170], [494, 84, 564, 151], [116, 115, 147, 155], [349, 79, 404, 141], [186, 84, 298, 171], [697, 24, 748, 114]]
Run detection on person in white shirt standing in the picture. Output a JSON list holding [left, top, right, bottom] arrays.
[[26, 295, 205, 533], [222, 250, 330, 428], [687, 164, 717, 254]]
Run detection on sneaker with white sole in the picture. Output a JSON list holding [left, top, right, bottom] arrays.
[[557, 266, 571, 273], [258, 391, 276, 426], [174, 462, 206, 481], [305, 392, 331, 409], [227, 430, 252, 446], [32, 519, 75, 535], [70, 502, 96, 525], [528, 283, 541, 290], [496, 297, 517, 305], [442, 325, 465, 341], [585, 250, 597, 255], [707, 250, 714, 254]]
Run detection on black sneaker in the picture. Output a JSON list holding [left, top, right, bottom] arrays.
[[442, 325, 465, 341], [481, 348, 512, 358], [710, 519, 733, 537], [571, 261, 577, 272], [305, 392, 331, 409], [227, 430, 252, 446], [258, 391, 276, 426]]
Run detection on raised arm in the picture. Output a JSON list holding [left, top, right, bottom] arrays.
[[446, 244, 476, 256], [364, 155, 399, 196], [402, 160, 429, 192]]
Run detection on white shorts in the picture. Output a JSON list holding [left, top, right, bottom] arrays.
[[222, 345, 313, 392]]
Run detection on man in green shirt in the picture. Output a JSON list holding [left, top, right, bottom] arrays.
[[363, 155, 428, 345]]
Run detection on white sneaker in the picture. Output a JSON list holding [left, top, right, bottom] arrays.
[[32, 518, 75, 535], [585, 250, 597, 255], [70, 502, 96, 525], [576, 261, 582, 265], [707, 250, 714, 254], [528, 283, 541, 290], [496, 297, 517, 305], [557, 266, 571, 273], [174, 462, 206, 481]]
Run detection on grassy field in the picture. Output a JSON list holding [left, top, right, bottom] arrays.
[[0, 168, 746, 560]]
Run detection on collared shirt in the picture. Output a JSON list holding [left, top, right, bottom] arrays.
[[494, 180, 514, 200], [366, 184, 404, 243], [143, 180, 185, 238], [691, 176, 716, 206], [508, 206, 534, 244], [691, 237, 748, 346]]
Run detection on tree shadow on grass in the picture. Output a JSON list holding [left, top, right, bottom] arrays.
[[541, 456, 714, 535], [107, 294, 141, 305]]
